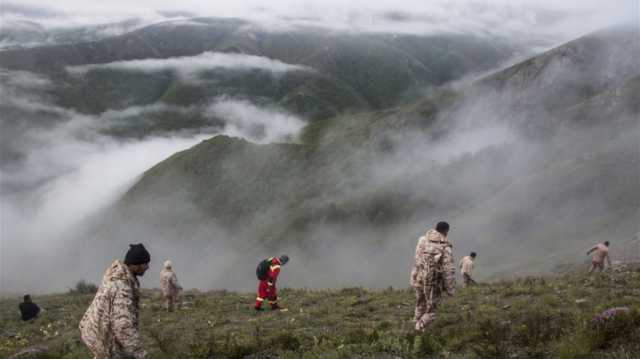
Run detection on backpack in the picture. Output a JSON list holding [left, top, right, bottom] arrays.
[[256, 258, 272, 280]]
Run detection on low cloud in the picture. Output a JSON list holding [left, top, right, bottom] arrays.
[[0, 70, 53, 89], [66, 52, 311, 80], [0, 114, 213, 293], [0, 68, 307, 293], [8, 0, 635, 52], [207, 98, 306, 143]]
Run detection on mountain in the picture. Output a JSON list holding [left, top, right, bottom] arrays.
[[474, 24, 639, 137], [111, 24, 639, 284], [0, 18, 515, 128], [0, 18, 148, 50]]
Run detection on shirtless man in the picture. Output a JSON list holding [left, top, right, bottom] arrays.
[[587, 241, 611, 273]]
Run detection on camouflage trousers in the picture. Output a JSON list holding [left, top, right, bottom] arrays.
[[414, 283, 443, 332]]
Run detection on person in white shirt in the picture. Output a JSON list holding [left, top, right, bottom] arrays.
[[459, 252, 477, 287]]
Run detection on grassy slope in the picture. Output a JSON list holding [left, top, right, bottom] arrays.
[[2, 265, 639, 358], [115, 25, 639, 278]]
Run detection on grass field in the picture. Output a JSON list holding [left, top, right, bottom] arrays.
[[2, 264, 639, 358]]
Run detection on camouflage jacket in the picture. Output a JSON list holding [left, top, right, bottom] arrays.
[[410, 229, 456, 295], [79, 260, 147, 359], [160, 269, 180, 298]]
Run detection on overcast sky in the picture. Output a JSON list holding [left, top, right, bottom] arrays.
[[2, 0, 637, 46]]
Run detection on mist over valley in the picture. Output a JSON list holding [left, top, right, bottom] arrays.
[[0, 1, 638, 295]]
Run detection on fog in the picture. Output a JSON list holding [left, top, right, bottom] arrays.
[[0, 66, 310, 294], [5, 1, 635, 49], [207, 99, 306, 143], [85, 57, 637, 293], [1, 1, 638, 295], [67, 52, 311, 79]]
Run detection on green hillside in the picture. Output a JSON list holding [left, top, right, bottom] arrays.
[[111, 24, 640, 280], [2, 265, 639, 358]]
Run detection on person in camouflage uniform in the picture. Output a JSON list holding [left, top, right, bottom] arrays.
[[79, 244, 151, 359], [160, 260, 181, 312], [410, 222, 456, 332]]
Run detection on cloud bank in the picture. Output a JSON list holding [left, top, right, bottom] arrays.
[[66, 52, 311, 80], [6, 0, 637, 50], [0, 66, 311, 293], [207, 99, 306, 144]]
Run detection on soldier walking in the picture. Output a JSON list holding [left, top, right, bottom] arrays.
[[410, 222, 455, 332], [79, 244, 151, 359], [160, 260, 182, 312]]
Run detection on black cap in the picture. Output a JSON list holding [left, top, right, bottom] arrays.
[[124, 244, 151, 265], [436, 221, 450, 233], [279, 255, 289, 265]]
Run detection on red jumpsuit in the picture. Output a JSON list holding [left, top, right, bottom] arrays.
[[255, 257, 282, 309]]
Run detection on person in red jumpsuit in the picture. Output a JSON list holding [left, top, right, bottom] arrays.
[[255, 255, 289, 311]]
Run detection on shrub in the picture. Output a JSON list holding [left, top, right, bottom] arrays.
[[69, 280, 98, 295], [588, 309, 640, 350], [467, 317, 510, 359], [555, 309, 640, 358], [413, 333, 439, 356], [269, 332, 301, 351]]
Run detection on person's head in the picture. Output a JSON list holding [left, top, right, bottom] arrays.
[[470, 252, 477, 259], [435, 221, 450, 236], [23, 295, 31, 303], [164, 260, 172, 270], [124, 243, 151, 276], [604, 241, 610, 247], [279, 255, 289, 265]]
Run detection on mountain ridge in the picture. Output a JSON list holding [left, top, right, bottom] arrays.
[[110, 24, 639, 281]]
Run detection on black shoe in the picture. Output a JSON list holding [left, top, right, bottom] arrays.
[[270, 304, 282, 311], [255, 307, 264, 312]]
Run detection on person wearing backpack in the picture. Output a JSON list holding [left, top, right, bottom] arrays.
[[410, 222, 455, 332], [160, 260, 182, 312], [255, 255, 289, 311]]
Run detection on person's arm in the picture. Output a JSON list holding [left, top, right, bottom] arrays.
[[172, 273, 182, 291], [411, 237, 427, 287], [112, 284, 147, 359], [586, 246, 597, 255], [606, 253, 612, 267], [443, 246, 456, 296], [268, 265, 281, 286], [170, 273, 178, 288]]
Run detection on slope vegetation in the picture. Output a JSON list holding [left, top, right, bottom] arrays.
[[113, 24, 639, 280], [1, 265, 639, 358]]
